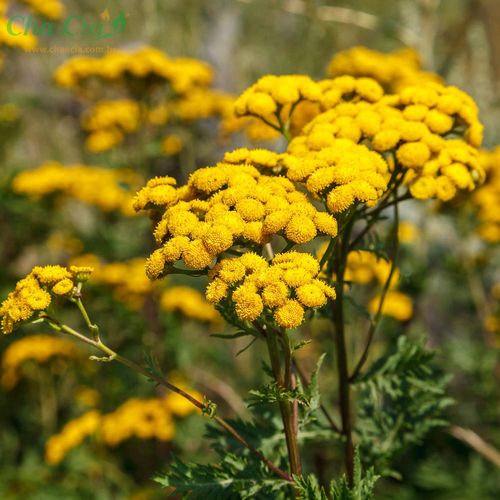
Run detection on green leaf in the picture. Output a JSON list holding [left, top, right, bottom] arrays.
[[303, 353, 326, 417], [292, 339, 313, 352], [329, 449, 379, 500], [210, 331, 253, 340], [354, 336, 453, 475], [247, 382, 309, 408], [155, 454, 290, 499], [293, 473, 329, 499]]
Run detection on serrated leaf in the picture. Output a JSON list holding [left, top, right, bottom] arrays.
[[247, 382, 309, 408], [354, 336, 453, 475], [329, 449, 379, 500], [293, 473, 329, 499]]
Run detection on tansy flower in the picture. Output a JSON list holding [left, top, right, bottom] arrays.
[[472, 147, 500, 242], [54, 46, 213, 93], [288, 78, 485, 202], [69, 255, 154, 309], [207, 252, 335, 329], [45, 411, 101, 465], [12, 162, 140, 216], [160, 286, 221, 324], [135, 160, 339, 275], [81, 100, 141, 153], [327, 46, 441, 92], [368, 291, 413, 321], [0, 266, 93, 334], [1, 334, 80, 390], [234, 75, 322, 133]]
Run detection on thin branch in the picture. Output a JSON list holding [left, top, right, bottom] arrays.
[[43, 316, 293, 482], [349, 194, 400, 383], [190, 367, 249, 416], [448, 425, 500, 468]]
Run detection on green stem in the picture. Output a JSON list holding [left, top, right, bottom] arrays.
[[332, 217, 355, 485], [293, 359, 341, 434], [265, 328, 302, 478], [42, 316, 292, 483], [73, 296, 100, 340], [349, 193, 400, 382]]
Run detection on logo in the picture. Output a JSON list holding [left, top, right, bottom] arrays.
[[6, 9, 127, 41]]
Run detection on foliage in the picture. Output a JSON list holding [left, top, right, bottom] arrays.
[[355, 336, 454, 476]]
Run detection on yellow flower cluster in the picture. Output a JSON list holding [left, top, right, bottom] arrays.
[[100, 398, 175, 446], [81, 100, 141, 153], [12, 161, 140, 215], [160, 286, 221, 324], [0, 265, 93, 334], [0, 17, 36, 51], [344, 250, 400, 287], [20, 0, 65, 19], [69, 255, 153, 309], [344, 250, 413, 321], [472, 147, 500, 242], [206, 252, 335, 329], [289, 80, 485, 202], [224, 141, 388, 213], [54, 46, 213, 93], [368, 291, 414, 322], [233, 74, 381, 134], [231, 74, 386, 140], [327, 46, 441, 92], [398, 221, 419, 244], [171, 88, 236, 122], [221, 114, 282, 143], [45, 410, 101, 465], [160, 134, 183, 156], [74, 385, 101, 408], [1, 334, 79, 389], [234, 75, 322, 130], [45, 389, 199, 464], [135, 163, 338, 277]]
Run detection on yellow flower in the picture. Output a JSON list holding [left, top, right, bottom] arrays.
[[274, 300, 305, 329], [205, 279, 229, 304], [262, 282, 289, 307], [45, 410, 101, 465], [160, 286, 220, 323], [1, 334, 79, 390], [1, 266, 93, 334], [372, 129, 401, 151], [327, 46, 441, 92], [81, 99, 140, 152], [409, 176, 436, 199], [133, 176, 178, 211], [54, 46, 213, 93], [13, 162, 139, 215], [396, 142, 431, 169], [472, 147, 500, 242], [285, 214, 317, 244], [296, 283, 326, 307], [232, 283, 263, 321], [52, 278, 74, 296], [69, 255, 153, 308], [161, 135, 183, 156], [398, 222, 419, 243], [246, 92, 277, 116], [145, 249, 167, 280], [136, 158, 340, 275], [207, 252, 332, 329], [368, 291, 413, 321]]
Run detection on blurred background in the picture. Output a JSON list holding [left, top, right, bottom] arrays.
[[0, 0, 499, 498]]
